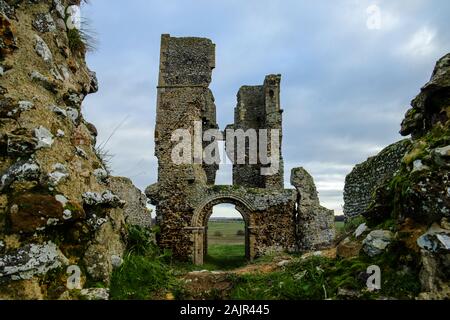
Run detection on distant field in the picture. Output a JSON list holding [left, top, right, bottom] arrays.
[[335, 221, 345, 232], [204, 220, 347, 270], [207, 221, 245, 245], [206, 221, 246, 269]]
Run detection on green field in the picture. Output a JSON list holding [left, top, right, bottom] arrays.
[[202, 220, 347, 270], [335, 221, 345, 233], [207, 220, 246, 244], [206, 220, 246, 269]]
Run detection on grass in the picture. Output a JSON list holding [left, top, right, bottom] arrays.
[[66, 9, 97, 55], [335, 221, 345, 233], [205, 244, 246, 270], [203, 220, 247, 270], [67, 28, 87, 54], [109, 254, 177, 300], [208, 220, 245, 245], [109, 222, 421, 300], [229, 241, 421, 300], [109, 226, 184, 300]]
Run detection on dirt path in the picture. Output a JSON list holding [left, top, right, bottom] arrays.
[[180, 255, 293, 300], [179, 249, 337, 300]]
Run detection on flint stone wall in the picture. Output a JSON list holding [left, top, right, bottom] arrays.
[[344, 139, 412, 218]]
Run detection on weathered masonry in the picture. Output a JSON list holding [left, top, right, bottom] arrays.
[[146, 34, 335, 265], [343, 139, 411, 218]]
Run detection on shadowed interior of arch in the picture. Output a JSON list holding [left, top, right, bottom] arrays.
[[205, 204, 247, 270]]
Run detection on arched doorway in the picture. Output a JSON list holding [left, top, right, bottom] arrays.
[[190, 195, 256, 265], [205, 204, 246, 269]]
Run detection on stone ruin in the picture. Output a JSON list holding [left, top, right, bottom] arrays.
[[146, 34, 335, 265], [344, 139, 412, 218]]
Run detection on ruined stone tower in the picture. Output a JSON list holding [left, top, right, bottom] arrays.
[[149, 35, 218, 258], [146, 34, 335, 264], [229, 75, 284, 189]]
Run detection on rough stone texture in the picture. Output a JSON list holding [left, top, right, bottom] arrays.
[[82, 190, 124, 208], [228, 75, 284, 190], [418, 249, 450, 300], [337, 237, 362, 259], [418, 220, 450, 299], [0, 242, 68, 283], [0, 1, 15, 20], [147, 35, 334, 265], [32, 12, 56, 33], [362, 230, 394, 257], [0, 1, 146, 299], [354, 223, 369, 239], [108, 176, 152, 229], [82, 208, 126, 284], [341, 53, 450, 299], [344, 139, 411, 218], [417, 223, 450, 252], [291, 167, 336, 251], [364, 53, 450, 225], [34, 34, 52, 64], [79, 288, 109, 300], [400, 53, 450, 139]]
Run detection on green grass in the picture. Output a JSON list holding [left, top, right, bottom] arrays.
[[229, 242, 421, 300], [205, 244, 246, 270], [203, 221, 247, 270], [208, 220, 245, 244], [109, 226, 184, 300], [335, 221, 345, 233]]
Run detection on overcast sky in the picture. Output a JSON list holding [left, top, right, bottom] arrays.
[[82, 0, 450, 217]]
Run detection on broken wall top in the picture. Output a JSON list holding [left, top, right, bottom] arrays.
[[158, 34, 216, 87]]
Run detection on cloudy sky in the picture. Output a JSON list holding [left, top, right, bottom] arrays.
[[81, 0, 450, 217]]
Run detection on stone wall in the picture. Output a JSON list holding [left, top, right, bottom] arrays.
[[108, 176, 152, 228], [150, 34, 218, 260], [291, 168, 335, 250], [0, 1, 147, 299], [229, 75, 284, 189], [356, 53, 450, 299], [343, 139, 411, 218]]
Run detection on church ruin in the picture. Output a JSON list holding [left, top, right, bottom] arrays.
[[146, 34, 335, 265]]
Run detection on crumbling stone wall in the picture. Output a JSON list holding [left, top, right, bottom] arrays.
[[108, 176, 152, 228], [228, 75, 284, 189], [149, 35, 218, 260], [343, 139, 411, 218], [291, 168, 335, 250], [188, 186, 298, 264], [340, 53, 450, 300], [0, 1, 148, 300], [147, 34, 335, 264]]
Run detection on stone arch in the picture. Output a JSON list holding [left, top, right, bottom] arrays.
[[189, 194, 257, 265]]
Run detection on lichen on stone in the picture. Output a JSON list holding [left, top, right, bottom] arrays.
[[0, 242, 68, 282]]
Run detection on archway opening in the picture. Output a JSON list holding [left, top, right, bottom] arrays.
[[205, 204, 247, 270]]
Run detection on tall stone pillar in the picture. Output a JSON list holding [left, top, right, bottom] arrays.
[[228, 75, 284, 189], [149, 35, 218, 260]]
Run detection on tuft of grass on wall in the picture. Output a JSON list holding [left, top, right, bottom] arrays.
[[67, 28, 87, 54]]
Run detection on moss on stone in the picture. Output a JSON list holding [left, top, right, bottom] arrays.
[[403, 142, 427, 166], [39, 266, 67, 300]]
